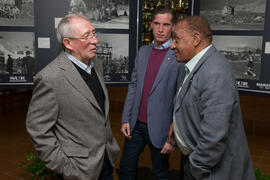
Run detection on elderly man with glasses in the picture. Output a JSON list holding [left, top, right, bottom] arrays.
[[26, 13, 119, 180]]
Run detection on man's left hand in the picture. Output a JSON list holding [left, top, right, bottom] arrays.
[[160, 142, 175, 154]]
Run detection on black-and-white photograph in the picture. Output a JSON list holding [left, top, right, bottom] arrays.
[[213, 35, 262, 80], [67, 0, 129, 29], [0, 0, 34, 26], [200, 0, 266, 30], [96, 33, 128, 76], [0, 31, 35, 75]]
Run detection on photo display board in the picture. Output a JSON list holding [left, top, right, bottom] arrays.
[[1, 0, 270, 94], [197, 0, 270, 95], [0, 0, 137, 87]]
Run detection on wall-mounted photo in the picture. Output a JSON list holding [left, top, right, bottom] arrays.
[[200, 0, 266, 30], [67, 0, 129, 29], [0, 0, 34, 26], [96, 33, 129, 82], [213, 35, 262, 80], [0, 31, 35, 75]]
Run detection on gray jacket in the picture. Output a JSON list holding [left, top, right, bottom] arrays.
[[174, 45, 255, 180], [122, 44, 185, 148], [26, 52, 119, 180]]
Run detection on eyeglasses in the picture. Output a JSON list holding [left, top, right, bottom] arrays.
[[67, 31, 99, 41]]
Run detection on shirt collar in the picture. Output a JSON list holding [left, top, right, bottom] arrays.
[[185, 44, 212, 74], [65, 52, 94, 75], [151, 38, 172, 49]]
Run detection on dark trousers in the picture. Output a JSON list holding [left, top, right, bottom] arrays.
[[118, 122, 169, 180], [98, 153, 113, 180], [180, 154, 195, 180]]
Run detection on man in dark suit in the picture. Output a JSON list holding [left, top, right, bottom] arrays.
[[21, 50, 35, 75], [26, 14, 119, 180], [6, 54, 13, 74], [169, 16, 255, 180], [118, 6, 185, 180]]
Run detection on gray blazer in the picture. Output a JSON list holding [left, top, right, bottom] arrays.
[[26, 52, 120, 180], [174, 45, 255, 180], [122, 44, 185, 148]]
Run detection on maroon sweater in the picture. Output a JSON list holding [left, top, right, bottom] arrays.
[[138, 48, 169, 124]]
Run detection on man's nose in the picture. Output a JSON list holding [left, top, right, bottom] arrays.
[[91, 36, 98, 44], [170, 42, 175, 49], [158, 25, 163, 32]]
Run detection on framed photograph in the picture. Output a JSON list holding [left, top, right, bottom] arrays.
[[0, 0, 34, 26], [96, 33, 129, 82], [0, 31, 35, 85], [213, 35, 263, 80], [200, 0, 266, 31], [67, 0, 129, 29]]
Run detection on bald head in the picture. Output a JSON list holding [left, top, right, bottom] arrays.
[[178, 16, 212, 43]]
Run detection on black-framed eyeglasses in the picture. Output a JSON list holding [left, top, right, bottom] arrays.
[[67, 31, 99, 41]]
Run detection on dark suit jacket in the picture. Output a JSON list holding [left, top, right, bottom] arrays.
[[174, 45, 255, 180], [122, 44, 185, 148], [26, 52, 119, 180]]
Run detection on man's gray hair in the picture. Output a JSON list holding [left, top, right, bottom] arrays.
[[56, 13, 90, 46]]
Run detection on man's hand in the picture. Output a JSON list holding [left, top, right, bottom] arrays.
[[168, 123, 176, 146], [121, 123, 132, 139], [160, 142, 175, 154]]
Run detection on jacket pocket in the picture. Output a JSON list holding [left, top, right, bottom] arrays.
[[62, 144, 89, 157], [61, 144, 89, 179]]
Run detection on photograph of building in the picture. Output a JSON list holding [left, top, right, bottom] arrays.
[[96, 33, 129, 75], [0, 31, 35, 75]]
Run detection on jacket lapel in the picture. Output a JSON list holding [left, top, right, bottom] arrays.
[[150, 49, 174, 95], [176, 46, 217, 110], [92, 58, 110, 120], [139, 45, 153, 93], [57, 52, 102, 113]]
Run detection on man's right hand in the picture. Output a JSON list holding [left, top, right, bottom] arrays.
[[121, 123, 132, 139]]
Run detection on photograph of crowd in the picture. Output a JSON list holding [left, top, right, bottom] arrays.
[[0, 31, 35, 75], [0, 0, 34, 26], [96, 33, 128, 75], [200, 0, 266, 30], [68, 0, 129, 29], [213, 35, 262, 80]]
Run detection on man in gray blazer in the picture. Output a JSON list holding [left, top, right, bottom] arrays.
[[169, 16, 255, 180], [26, 14, 119, 180], [118, 6, 185, 180]]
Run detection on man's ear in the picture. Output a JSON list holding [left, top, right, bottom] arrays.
[[193, 32, 201, 47], [63, 38, 73, 51]]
